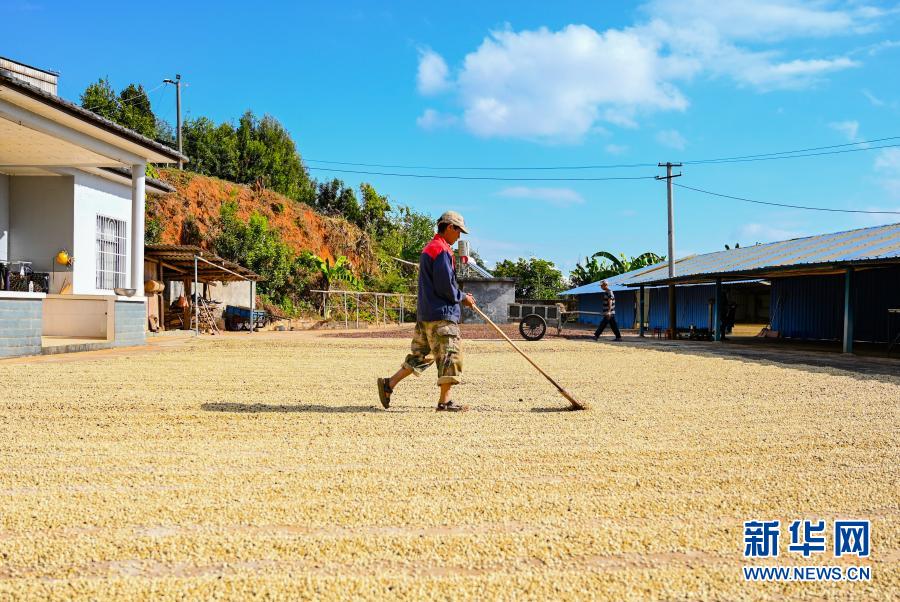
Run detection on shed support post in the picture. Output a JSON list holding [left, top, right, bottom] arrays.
[[714, 278, 723, 342], [843, 267, 854, 354], [193, 256, 199, 337], [400, 295, 404, 324], [668, 284, 676, 339], [249, 280, 254, 334], [344, 293, 348, 329], [356, 294, 359, 328], [639, 285, 646, 337]]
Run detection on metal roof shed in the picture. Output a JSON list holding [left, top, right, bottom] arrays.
[[622, 222, 900, 352], [145, 245, 261, 335]]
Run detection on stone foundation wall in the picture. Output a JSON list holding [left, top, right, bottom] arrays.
[[0, 298, 42, 358], [114, 300, 146, 347]]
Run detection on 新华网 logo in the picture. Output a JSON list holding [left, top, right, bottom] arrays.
[[742, 519, 871, 582]]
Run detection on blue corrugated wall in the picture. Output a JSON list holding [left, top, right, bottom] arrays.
[[648, 285, 716, 330], [771, 266, 900, 342], [770, 275, 843, 340], [577, 291, 636, 327]]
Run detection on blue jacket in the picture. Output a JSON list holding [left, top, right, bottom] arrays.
[[417, 234, 463, 323]]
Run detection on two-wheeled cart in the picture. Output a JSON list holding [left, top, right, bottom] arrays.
[[509, 303, 606, 341]]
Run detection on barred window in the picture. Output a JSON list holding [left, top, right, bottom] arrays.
[[95, 215, 127, 290]]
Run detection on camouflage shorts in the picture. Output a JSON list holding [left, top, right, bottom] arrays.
[[402, 320, 463, 385]]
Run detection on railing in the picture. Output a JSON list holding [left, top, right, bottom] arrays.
[[311, 290, 418, 328]]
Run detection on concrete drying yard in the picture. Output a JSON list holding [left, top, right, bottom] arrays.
[[0, 333, 897, 600]]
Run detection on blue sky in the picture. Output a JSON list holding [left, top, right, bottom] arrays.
[[3, 0, 900, 274]]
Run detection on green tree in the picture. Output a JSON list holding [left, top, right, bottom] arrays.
[[385, 205, 435, 262], [315, 178, 361, 224], [117, 83, 157, 138], [80, 77, 119, 122], [360, 183, 392, 236], [235, 111, 315, 204], [213, 202, 295, 295], [182, 117, 239, 181], [493, 257, 565, 299], [144, 217, 164, 245]]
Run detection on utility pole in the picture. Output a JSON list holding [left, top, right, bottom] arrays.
[[163, 74, 183, 169], [656, 162, 682, 339]]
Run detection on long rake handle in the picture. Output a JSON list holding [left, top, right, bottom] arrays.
[[470, 305, 586, 410]]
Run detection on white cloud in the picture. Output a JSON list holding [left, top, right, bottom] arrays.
[[416, 108, 457, 130], [862, 89, 885, 106], [862, 89, 898, 109], [605, 143, 629, 155], [875, 148, 900, 199], [643, 17, 860, 91], [417, 1, 875, 140], [656, 129, 687, 150], [417, 48, 450, 95], [865, 39, 900, 56], [641, 0, 867, 41], [497, 186, 585, 207], [875, 148, 900, 171], [456, 25, 688, 141], [828, 120, 859, 141]]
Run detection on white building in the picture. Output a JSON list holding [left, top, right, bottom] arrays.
[[0, 57, 185, 357]]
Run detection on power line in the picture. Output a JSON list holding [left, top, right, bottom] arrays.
[[306, 166, 658, 182], [305, 135, 900, 171], [681, 136, 900, 164], [682, 142, 900, 165], [306, 159, 656, 170], [673, 182, 900, 215]]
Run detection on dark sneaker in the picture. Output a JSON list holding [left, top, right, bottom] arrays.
[[613, 337, 622, 341], [436, 401, 469, 412], [591, 335, 599, 341], [377, 377, 392, 409]]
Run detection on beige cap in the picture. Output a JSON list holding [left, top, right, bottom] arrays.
[[437, 210, 469, 233]]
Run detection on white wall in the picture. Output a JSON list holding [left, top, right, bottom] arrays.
[[0, 174, 8, 262], [73, 171, 132, 295], [207, 280, 253, 307], [8, 176, 74, 272]]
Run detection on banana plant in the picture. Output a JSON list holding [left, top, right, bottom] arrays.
[[309, 254, 361, 318], [590, 251, 666, 276]]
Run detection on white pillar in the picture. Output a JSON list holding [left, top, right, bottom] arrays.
[[131, 163, 146, 293]]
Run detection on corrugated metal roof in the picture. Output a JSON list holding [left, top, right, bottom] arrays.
[[0, 69, 187, 164], [624, 221, 900, 286], [145, 244, 261, 281]]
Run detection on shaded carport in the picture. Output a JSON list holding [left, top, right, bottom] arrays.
[[144, 245, 261, 334]]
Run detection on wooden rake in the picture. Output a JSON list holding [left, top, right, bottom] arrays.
[[471, 305, 587, 411]]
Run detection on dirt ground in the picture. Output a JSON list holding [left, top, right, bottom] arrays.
[[0, 333, 897, 600]]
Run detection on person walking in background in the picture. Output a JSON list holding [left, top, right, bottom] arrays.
[[592, 280, 622, 341]]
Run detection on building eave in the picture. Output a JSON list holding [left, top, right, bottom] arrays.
[[0, 70, 187, 165]]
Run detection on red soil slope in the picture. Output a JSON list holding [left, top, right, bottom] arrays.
[[148, 170, 377, 274]]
